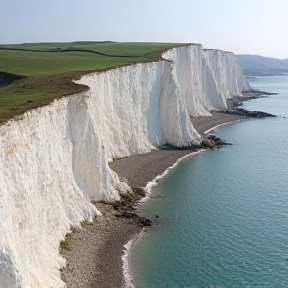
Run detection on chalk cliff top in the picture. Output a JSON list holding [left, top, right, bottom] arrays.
[[0, 42, 185, 124], [0, 42, 249, 288]]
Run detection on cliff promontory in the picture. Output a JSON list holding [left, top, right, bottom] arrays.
[[0, 44, 249, 288]]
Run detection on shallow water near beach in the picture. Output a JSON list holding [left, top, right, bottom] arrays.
[[131, 76, 288, 288]]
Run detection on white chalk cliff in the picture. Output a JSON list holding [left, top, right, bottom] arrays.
[[0, 44, 250, 288]]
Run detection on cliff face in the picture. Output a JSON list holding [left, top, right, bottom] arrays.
[[162, 46, 250, 115], [0, 44, 249, 288]]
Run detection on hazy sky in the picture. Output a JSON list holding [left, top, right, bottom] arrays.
[[1, 0, 287, 58]]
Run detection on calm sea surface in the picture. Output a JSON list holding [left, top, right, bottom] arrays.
[[132, 76, 288, 288]]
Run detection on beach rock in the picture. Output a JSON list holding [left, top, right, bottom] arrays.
[[132, 187, 146, 197], [236, 108, 276, 118], [201, 135, 231, 149], [0, 44, 250, 287], [115, 211, 138, 219], [139, 217, 152, 227]]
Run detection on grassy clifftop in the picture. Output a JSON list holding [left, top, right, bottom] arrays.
[[0, 41, 183, 124]]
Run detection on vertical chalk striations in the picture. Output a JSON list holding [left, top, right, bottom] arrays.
[[0, 44, 249, 288]]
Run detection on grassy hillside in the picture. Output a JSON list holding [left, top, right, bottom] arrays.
[[0, 42, 183, 124]]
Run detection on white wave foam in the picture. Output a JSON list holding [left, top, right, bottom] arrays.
[[122, 149, 205, 288], [121, 120, 247, 287], [204, 119, 244, 134], [122, 239, 136, 288], [142, 149, 205, 199]]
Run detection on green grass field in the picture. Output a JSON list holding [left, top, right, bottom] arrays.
[[0, 41, 184, 124]]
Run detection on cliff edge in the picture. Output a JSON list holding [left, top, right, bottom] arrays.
[[0, 44, 249, 288]]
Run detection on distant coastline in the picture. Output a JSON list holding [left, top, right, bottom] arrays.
[[236, 54, 288, 76]]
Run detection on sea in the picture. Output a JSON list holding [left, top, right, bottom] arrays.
[[130, 76, 288, 288]]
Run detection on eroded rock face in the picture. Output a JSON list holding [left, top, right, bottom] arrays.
[[163, 46, 250, 116], [0, 44, 249, 288]]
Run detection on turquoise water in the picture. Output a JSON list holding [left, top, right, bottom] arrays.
[[243, 76, 288, 118], [132, 76, 288, 288]]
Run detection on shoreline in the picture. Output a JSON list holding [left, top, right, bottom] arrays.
[[61, 114, 246, 288], [122, 148, 207, 288], [191, 111, 247, 135], [122, 114, 249, 288], [61, 94, 270, 288], [203, 117, 244, 134]]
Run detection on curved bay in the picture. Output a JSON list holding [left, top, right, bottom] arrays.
[[133, 76, 288, 288]]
